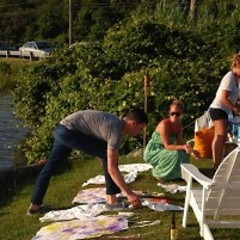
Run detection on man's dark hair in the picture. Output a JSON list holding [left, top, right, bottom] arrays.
[[122, 108, 148, 124]]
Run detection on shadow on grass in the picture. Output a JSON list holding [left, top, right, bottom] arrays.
[[199, 167, 215, 179], [0, 159, 74, 208]]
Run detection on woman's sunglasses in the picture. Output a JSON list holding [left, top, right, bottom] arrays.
[[170, 112, 181, 117]]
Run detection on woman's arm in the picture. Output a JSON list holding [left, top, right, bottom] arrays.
[[221, 90, 238, 113]]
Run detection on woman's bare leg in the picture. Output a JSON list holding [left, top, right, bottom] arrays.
[[212, 119, 228, 169]]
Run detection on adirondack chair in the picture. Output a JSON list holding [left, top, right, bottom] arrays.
[[181, 146, 240, 240]]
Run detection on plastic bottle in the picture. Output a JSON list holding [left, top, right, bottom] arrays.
[[170, 211, 178, 240]]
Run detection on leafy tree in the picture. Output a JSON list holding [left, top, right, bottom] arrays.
[[73, 0, 140, 42], [0, 0, 141, 45]]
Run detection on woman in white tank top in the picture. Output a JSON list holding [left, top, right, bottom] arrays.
[[209, 53, 240, 170]]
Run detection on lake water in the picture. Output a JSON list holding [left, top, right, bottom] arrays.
[[0, 93, 28, 170]]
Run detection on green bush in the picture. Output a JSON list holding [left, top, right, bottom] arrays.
[[13, 0, 240, 163], [0, 59, 35, 92], [0, 62, 11, 74]]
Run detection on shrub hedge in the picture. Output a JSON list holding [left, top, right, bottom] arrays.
[[13, 0, 240, 163]]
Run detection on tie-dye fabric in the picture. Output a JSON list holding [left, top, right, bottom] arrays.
[[39, 203, 106, 222], [72, 187, 106, 204], [33, 216, 128, 240]]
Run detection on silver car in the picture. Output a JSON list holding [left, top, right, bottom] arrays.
[[19, 41, 56, 58]]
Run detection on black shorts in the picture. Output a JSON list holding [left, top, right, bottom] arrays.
[[209, 108, 228, 121]]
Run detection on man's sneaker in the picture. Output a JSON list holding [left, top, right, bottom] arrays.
[[27, 204, 51, 216], [105, 201, 129, 211]]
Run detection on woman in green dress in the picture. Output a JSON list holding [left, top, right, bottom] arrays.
[[144, 100, 200, 181]]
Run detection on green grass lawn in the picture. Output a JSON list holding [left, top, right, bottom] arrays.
[[0, 154, 239, 240]]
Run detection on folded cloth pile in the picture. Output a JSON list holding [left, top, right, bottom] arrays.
[[82, 172, 137, 187], [82, 163, 152, 187], [118, 163, 152, 173], [157, 183, 186, 194]]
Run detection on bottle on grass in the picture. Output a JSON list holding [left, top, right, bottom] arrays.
[[170, 211, 178, 240]]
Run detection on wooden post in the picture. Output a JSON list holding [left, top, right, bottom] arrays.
[[190, 0, 196, 20], [29, 52, 33, 61], [143, 71, 150, 148]]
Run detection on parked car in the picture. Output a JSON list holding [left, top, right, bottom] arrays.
[[19, 40, 56, 58], [0, 41, 16, 50]]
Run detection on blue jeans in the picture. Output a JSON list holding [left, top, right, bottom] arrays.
[[31, 124, 121, 205]]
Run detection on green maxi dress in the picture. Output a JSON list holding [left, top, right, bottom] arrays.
[[143, 131, 189, 180]]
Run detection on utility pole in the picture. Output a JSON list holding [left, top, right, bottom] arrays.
[[69, 0, 72, 47]]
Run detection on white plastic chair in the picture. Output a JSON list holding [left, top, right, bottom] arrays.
[[194, 111, 213, 133], [181, 147, 240, 240]]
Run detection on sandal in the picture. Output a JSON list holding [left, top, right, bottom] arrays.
[[105, 201, 129, 211], [27, 204, 51, 216]]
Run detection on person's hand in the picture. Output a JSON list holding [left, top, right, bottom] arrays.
[[234, 106, 240, 116], [191, 149, 202, 161], [235, 110, 240, 116], [184, 144, 202, 160], [127, 191, 142, 208], [183, 144, 192, 154]]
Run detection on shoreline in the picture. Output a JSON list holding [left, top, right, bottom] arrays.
[[0, 163, 42, 192]]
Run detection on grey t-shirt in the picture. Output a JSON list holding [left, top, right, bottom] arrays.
[[60, 110, 123, 150]]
